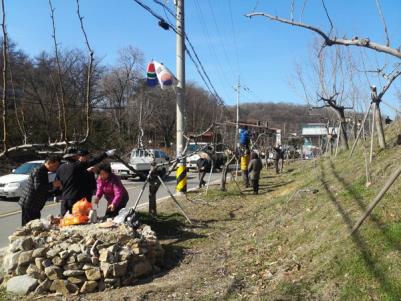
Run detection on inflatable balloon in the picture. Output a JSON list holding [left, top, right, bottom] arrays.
[[146, 61, 158, 87], [154, 61, 175, 90]]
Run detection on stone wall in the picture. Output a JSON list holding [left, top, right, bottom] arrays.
[[2, 220, 164, 296]]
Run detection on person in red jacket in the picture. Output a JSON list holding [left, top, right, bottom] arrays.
[[93, 163, 129, 218]]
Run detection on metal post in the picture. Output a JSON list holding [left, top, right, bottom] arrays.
[[176, 0, 186, 194]]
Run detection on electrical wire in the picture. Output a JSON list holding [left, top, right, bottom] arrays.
[[206, 0, 237, 78], [228, 0, 241, 75], [132, 0, 224, 103], [193, 0, 234, 94]]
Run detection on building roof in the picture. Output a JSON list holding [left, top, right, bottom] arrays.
[[302, 124, 328, 136]]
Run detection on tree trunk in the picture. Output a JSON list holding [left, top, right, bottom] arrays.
[[220, 154, 236, 191], [374, 101, 386, 149], [337, 109, 349, 150]]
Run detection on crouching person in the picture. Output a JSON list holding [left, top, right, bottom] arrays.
[[248, 152, 263, 195], [19, 155, 61, 226], [93, 163, 129, 218]]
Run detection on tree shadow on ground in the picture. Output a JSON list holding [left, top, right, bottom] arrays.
[[328, 159, 401, 252], [135, 212, 207, 283], [320, 161, 401, 299]]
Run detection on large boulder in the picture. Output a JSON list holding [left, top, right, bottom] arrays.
[[7, 275, 38, 295]]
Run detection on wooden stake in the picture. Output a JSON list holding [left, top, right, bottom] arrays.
[[335, 121, 341, 157], [352, 165, 401, 234], [350, 103, 372, 157], [363, 145, 371, 187], [370, 104, 376, 163]]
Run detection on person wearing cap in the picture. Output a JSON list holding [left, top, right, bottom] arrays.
[[273, 144, 285, 174], [196, 152, 211, 189], [77, 149, 98, 202], [56, 147, 116, 215], [19, 155, 61, 226]]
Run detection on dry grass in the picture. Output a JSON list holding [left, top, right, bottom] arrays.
[[6, 122, 401, 301]]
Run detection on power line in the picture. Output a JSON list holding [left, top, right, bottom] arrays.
[[228, 0, 241, 75], [193, 0, 233, 94], [206, 0, 237, 78], [132, 0, 223, 103]]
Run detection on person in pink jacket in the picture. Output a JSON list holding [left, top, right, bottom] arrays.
[[93, 163, 129, 218]]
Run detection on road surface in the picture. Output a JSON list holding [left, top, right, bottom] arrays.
[[0, 171, 221, 248]]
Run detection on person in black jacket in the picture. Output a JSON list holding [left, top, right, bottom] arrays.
[[19, 155, 61, 226], [77, 149, 97, 202], [56, 147, 116, 215], [273, 144, 285, 174], [196, 155, 211, 189]]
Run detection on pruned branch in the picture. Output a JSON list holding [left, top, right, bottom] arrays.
[[377, 69, 401, 99], [245, 12, 401, 59], [1, 0, 8, 155], [76, 0, 94, 143]]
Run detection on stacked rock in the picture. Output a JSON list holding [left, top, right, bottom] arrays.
[[3, 220, 164, 296]]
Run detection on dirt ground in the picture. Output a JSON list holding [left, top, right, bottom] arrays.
[[5, 123, 401, 301]]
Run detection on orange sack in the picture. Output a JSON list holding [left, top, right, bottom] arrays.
[[72, 198, 92, 217], [60, 198, 92, 227]]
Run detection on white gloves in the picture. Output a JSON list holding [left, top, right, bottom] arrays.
[[106, 149, 116, 157]]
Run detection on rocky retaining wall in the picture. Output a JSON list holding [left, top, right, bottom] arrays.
[[2, 220, 164, 296]]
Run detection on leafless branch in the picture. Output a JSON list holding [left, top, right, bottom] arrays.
[[9, 68, 28, 144], [300, 0, 308, 22], [1, 0, 8, 155], [321, 0, 333, 37], [183, 123, 215, 141], [49, 0, 68, 142], [378, 69, 401, 99], [245, 12, 401, 59], [76, 0, 94, 143], [375, 0, 390, 47], [290, 0, 295, 22]]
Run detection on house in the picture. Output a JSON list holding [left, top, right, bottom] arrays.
[[301, 123, 328, 158]]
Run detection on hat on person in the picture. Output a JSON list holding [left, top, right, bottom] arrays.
[[63, 147, 78, 159], [77, 149, 90, 156]]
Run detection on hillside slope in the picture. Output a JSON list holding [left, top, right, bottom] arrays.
[[9, 122, 401, 301]]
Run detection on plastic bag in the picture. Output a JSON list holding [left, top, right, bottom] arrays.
[[60, 198, 92, 227], [60, 215, 89, 227], [112, 208, 129, 224], [72, 198, 92, 217]]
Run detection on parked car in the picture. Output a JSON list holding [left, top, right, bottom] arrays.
[[130, 148, 170, 179], [111, 162, 134, 180], [186, 143, 208, 169], [187, 143, 227, 170], [0, 160, 58, 199], [111, 149, 170, 181]]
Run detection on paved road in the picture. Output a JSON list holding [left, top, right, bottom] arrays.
[[0, 171, 221, 248]]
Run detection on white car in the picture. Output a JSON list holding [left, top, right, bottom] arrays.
[[130, 148, 170, 179], [186, 143, 208, 169], [111, 162, 134, 180], [111, 149, 170, 180], [0, 160, 57, 199]]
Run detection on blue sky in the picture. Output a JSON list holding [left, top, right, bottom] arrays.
[[6, 0, 401, 116]]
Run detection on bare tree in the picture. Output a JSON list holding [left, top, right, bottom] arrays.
[[1, 0, 8, 155], [49, 0, 67, 142], [76, 0, 94, 143], [246, 1, 401, 149]]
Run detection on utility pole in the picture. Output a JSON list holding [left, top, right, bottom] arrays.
[[234, 77, 240, 149], [175, 0, 187, 194]]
